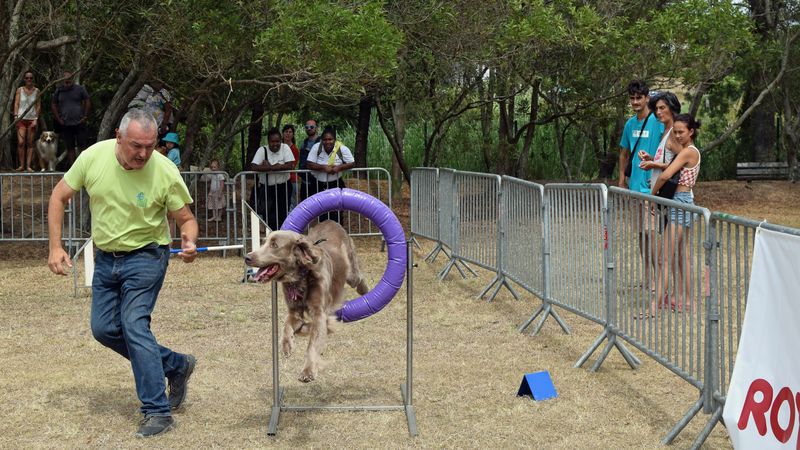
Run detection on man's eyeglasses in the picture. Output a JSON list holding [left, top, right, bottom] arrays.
[[305, 125, 316, 130]]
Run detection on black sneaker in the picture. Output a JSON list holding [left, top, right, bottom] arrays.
[[169, 354, 196, 410], [136, 415, 175, 437]]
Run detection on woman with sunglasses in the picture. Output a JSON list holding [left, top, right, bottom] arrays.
[[305, 126, 355, 223], [12, 71, 41, 172]]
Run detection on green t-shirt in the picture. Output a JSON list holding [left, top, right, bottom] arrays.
[[64, 139, 193, 252]]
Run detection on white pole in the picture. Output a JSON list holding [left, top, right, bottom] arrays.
[[84, 239, 94, 287]]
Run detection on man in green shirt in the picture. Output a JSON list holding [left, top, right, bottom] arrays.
[[47, 109, 198, 438]]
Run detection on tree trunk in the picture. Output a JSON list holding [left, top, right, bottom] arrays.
[[495, 67, 512, 174], [354, 95, 371, 168], [588, 123, 617, 180], [97, 67, 145, 139], [555, 118, 572, 181], [0, 0, 25, 167], [375, 97, 411, 184], [478, 71, 493, 172], [247, 99, 264, 165], [180, 96, 204, 167], [741, 0, 779, 162], [389, 99, 405, 200], [784, 93, 799, 182], [202, 103, 247, 169], [516, 80, 540, 178], [741, 82, 777, 161]]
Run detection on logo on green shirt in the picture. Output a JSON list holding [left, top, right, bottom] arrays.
[[136, 192, 147, 208]]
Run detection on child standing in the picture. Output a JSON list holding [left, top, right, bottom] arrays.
[[163, 132, 181, 168], [205, 159, 226, 222]]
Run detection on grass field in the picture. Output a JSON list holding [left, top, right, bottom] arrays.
[[1, 179, 798, 449]]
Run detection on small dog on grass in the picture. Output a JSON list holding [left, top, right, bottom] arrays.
[[36, 131, 64, 171], [244, 221, 369, 382]]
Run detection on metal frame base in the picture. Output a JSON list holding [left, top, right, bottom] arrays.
[[266, 239, 418, 438], [268, 384, 418, 437], [574, 329, 641, 371], [518, 302, 571, 336], [438, 257, 477, 280], [478, 274, 520, 302]]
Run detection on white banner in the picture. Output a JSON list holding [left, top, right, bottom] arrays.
[[723, 228, 800, 449]]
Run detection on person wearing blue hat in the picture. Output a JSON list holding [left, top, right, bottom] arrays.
[[162, 132, 181, 168]]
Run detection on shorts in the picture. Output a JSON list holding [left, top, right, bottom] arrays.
[[16, 119, 37, 131], [668, 191, 695, 227]]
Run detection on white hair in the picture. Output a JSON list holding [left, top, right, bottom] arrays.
[[119, 109, 157, 136]]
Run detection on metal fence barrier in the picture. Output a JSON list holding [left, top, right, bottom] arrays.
[[231, 168, 391, 249], [433, 169, 475, 280], [502, 177, 569, 336], [1, 172, 66, 242], [545, 184, 608, 323], [2, 167, 391, 254], [696, 214, 800, 448], [445, 171, 515, 300], [437, 169, 455, 254], [178, 170, 234, 248], [608, 188, 711, 383], [500, 177, 544, 301], [606, 187, 712, 446], [410, 168, 800, 449], [410, 168, 439, 246]]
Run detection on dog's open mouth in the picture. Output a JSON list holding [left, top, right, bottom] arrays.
[[254, 264, 280, 282]]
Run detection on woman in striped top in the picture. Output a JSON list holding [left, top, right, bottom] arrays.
[[650, 114, 702, 313]]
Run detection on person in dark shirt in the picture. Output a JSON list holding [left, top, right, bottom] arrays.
[[51, 71, 91, 168]]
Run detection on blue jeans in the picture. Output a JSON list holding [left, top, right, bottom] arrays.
[[91, 244, 186, 417]]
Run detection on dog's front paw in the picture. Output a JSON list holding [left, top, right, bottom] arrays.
[[281, 337, 294, 357], [298, 368, 316, 383]]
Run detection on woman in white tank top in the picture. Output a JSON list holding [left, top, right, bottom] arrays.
[[12, 71, 41, 172], [635, 92, 681, 315], [648, 114, 702, 315]]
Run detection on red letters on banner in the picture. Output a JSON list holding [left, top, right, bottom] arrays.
[[737, 378, 800, 448]]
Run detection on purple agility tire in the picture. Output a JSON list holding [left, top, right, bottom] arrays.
[[281, 188, 407, 322]]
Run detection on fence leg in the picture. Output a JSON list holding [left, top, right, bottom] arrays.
[[438, 257, 476, 280], [613, 339, 641, 368], [425, 243, 447, 263], [519, 301, 571, 336], [478, 274, 520, 302], [477, 275, 500, 299], [661, 395, 704, 445], [534, 304, 569, 336], [575, 328, 639, 371], [688, 405, 723, 450], [575, 330, 608, 368], [438, 258, 457, 280], [456, 259, 478, 276], [588, 336, 616, 372]]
